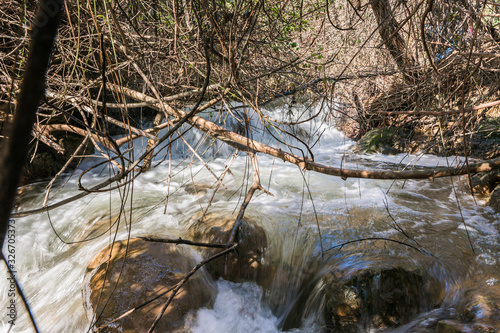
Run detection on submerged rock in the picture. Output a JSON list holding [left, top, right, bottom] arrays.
[[408, 278, 500, 332], [188, 213, 267, 283], [183, 182, 213, 198], [435, 319, 469, 333], [82, 238, 216, 333], [461, 285, 500, 332], [323, 266, 444, 332]]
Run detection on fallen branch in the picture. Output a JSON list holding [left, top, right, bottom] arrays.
[[32, 128, 65, 154], [139, 236, 231, 248], [45, 90, 159, 142], [12, 87, 218, 217], [229, 152, 271, 243], [110, 83, 500, 180], [373, 99, 500, 116], [37, 123, 115, 150]]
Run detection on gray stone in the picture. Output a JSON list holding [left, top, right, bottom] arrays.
[[487, 184, 500, 213]]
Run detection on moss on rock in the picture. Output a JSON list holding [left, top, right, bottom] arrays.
[[355, 127, 412, 155]]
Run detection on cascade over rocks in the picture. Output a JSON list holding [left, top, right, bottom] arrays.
[[461, 284, 500, 331], [188, 213, 267, 283], [82, 238, 216, 332], [433, 282, 500, 332], [323, 266, 444, 332]]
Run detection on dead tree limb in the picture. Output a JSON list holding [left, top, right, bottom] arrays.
[[421, 0, 439, 74], [229, 152, 271, 243], [110, 83, 500, 180], [139, 236, 231, 248], [146, 244, 237, 333], [45, 90, 159, 142]]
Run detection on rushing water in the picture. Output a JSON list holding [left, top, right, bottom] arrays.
[[1, 101, 499, 332]]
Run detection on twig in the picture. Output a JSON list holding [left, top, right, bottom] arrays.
[[146, 244, 237, 333], [421, 0, 439, 74], [139, 236, 231, 248], [229, 152, 271, 243]]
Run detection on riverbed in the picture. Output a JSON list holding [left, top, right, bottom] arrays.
[[1, 102, 499, 332]]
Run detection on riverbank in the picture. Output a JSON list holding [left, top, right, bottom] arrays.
[[341, 104, 500, 212]]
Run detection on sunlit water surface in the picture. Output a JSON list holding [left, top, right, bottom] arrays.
[[1, 102, 499, 332]]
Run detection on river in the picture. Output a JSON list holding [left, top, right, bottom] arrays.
[[1, 101, 499, 332]]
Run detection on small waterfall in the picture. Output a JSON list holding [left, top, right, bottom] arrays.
[[2, 100, 499, 332]]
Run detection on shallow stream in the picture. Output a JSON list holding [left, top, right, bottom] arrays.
[[1, 102, 499, 332]]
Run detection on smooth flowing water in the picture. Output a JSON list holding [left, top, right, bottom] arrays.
[[1, 102, 499, 332]]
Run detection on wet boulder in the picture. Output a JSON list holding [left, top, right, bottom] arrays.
[[355, 127, 412, 155], [460, 285, 500, 332], [188, 213, 267, 283], [487, 184, 500, 213], [82, 238, 216, 333], [423, 278, 500, 332], [470, 171, 500, 197], [323, 266, 444, 332]]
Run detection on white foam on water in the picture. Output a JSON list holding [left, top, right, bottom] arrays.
[[2, 102, 499, 332], [191, 280, 279, 333]]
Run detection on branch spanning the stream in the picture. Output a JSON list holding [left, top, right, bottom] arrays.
[[139, 236, 232, 248], [109, 84, 500, 180], [11, 83, 500, 219]]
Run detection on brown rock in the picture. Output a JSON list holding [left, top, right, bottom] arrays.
[[472, 322, 499, 332], [487, 184, 500, 213], [470, 171, 500, 197], [437, 319, 499, 333], [463, 287, 500, 331], [188, 213, 267, 283], [82, 238, 216, 333]]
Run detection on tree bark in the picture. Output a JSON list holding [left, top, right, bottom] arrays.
[[370, 0, 416, 81], [111, 84, 500, 180], [0, 0, 63, 248], [142, 112, 164, 171]]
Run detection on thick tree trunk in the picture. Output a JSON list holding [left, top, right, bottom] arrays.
[[370, 0, 416, 81], [0, 0, 63, 248]]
